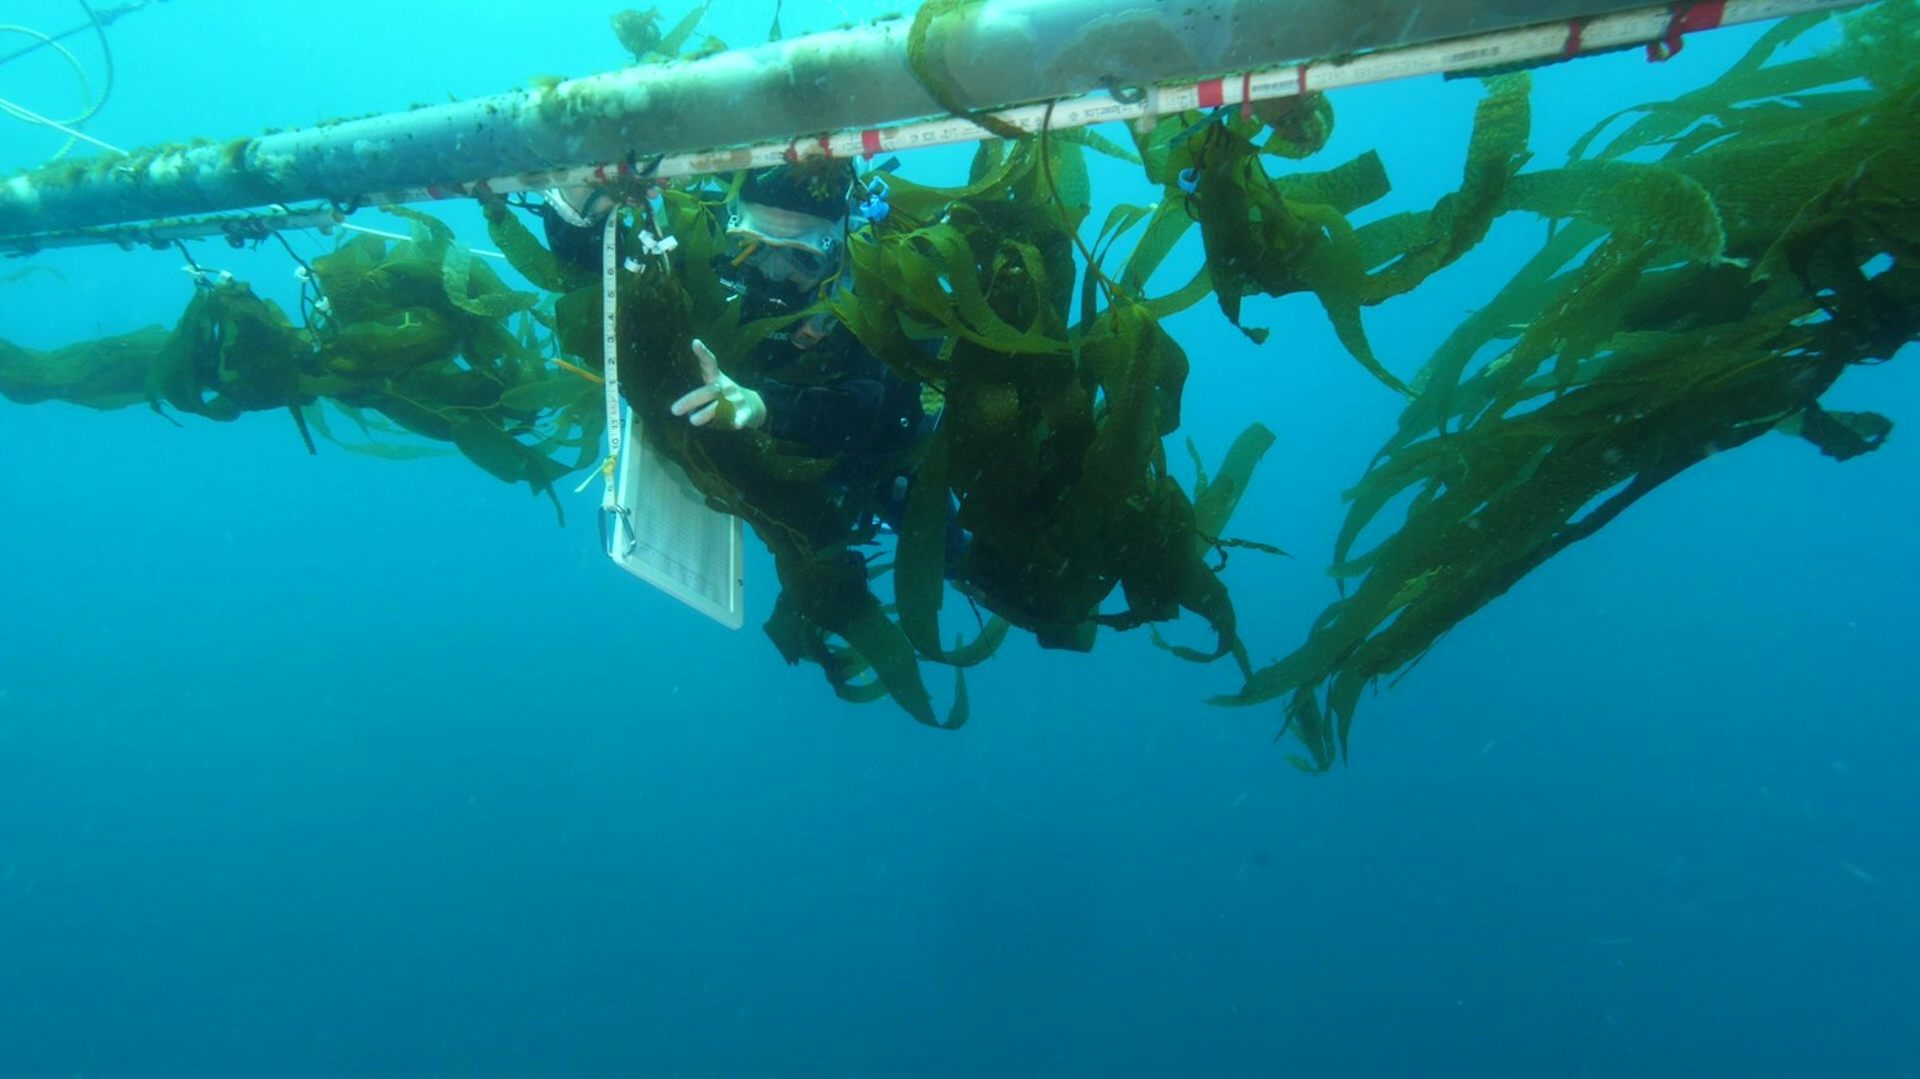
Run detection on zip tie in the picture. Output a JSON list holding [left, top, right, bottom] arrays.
[[1132, 83, 1163, 136], [180, 264, 233, 289], [573, 458, 612, 494]]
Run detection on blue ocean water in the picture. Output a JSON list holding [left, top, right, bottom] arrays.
[[1, 2, 1915, 1076]]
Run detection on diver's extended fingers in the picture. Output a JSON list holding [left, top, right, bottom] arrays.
[[689, 400, 720, 427], [691, 338, 720, 383], [671, 384, 718, 416]]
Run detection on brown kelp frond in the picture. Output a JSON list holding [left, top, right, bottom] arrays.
[[1228, 4, 1919, 769]]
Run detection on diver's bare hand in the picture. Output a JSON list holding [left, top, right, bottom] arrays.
[[670, 339, 767, 431]]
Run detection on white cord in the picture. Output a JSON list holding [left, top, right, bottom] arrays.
[[0, 94, 126, 155], [0, 17, 119, 160], [337, 221, 507, 260]]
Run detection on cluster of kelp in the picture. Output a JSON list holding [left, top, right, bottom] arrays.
[[496, 135, 1277, 726], [0, 210, 602, 518], [1187, 4, 1916, 770], [0, 129, 1274, 728], [2, 2, 1913, 756]]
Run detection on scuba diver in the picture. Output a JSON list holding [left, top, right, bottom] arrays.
[[541, 160, 966, 570]]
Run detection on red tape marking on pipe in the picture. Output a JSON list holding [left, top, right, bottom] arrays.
[[1563, 17, 1587, 57], [861, 129, 883, 158], [1682, 1, 1727, 31], [1649, 1, 1725, 61], [1196, 78, 1224, 109], [1240, 72, 1254, 119]]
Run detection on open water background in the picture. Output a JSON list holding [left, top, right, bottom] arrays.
[[2, 2, 1916, 1075]]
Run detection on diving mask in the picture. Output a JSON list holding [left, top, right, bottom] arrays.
[[725, 200, 842, 287]]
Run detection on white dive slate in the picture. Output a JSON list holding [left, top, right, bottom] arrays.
[[607, 409, 745, 631]]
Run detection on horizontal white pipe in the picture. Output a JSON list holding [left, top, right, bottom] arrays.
[[2, 0, 1694, 243], [0, 0, 1864, 254]]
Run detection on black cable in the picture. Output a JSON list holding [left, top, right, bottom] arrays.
[[268, 228, 331, 337]]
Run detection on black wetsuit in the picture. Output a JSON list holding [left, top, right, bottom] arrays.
[[747, 328, 926, 456]]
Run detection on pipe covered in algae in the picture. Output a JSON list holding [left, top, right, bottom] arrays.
[[0, 0, 1659, 238]]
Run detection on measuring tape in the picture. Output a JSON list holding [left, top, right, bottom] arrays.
[[596, 201, 682, 533], [599, 211, 624, 521]]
